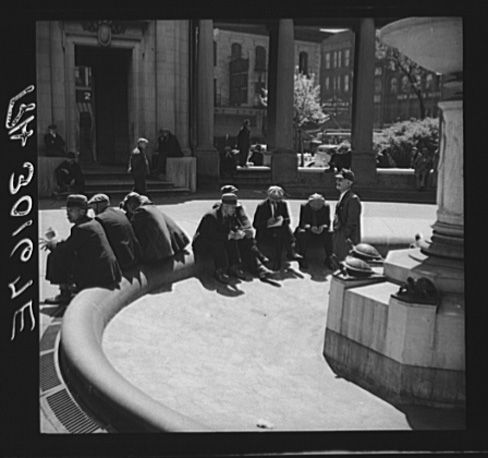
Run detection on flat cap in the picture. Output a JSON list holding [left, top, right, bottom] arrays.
[[88, 193, 110, 205]]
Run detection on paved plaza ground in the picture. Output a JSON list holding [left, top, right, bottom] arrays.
[[39, 192, 465, 432]]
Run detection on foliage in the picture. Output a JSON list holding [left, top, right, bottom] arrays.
[[373, 117, 439, 168], [376, 31, 431, 119]]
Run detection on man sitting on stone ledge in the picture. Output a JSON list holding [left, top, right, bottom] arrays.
[[193, 193, 246, 284], [41, 194, 122, 305], [252, 185, 302, 271], [294, 193, 334, 270], [88, 193, 142, 270], [122, 192, 190, 264], [53, 151, 84, 195]]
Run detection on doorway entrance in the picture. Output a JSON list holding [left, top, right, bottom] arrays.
[[75, 46, 131, 165]]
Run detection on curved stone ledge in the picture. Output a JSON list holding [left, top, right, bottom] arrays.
[[59, 249, 213, 432]]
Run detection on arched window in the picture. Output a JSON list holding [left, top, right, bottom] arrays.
[[401, 75, 410, 92], [255, 46, 266, 71], [298, 51, 308, 75], [425, 73, 433, 91], [390, 77, 398, 93], [231, 43, 242, 59]]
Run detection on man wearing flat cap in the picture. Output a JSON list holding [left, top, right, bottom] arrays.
[[128, 137, 150, 195], [193, 193, 246, 284], [213, 185, 272, 279], [88, 193, 142, 270], [252, 185, 302, 270], [54, 151, 84, 194], [294, 193, 334, 270], [44, 123, 67, 157], [41, 194, 122, 305], [333, 169, 362, 261], [123, 192, 189, 264]]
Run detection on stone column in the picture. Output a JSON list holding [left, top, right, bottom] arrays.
[[267, 19, 297, 184], [195, 19, 219, 182], [350, 18, 377, 185], [425, 100, 463, 260]]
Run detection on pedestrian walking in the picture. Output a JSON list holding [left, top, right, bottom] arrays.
[[236, 119, 251, 167], [128, 137, 150, 195]]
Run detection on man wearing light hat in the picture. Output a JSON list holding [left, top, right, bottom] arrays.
[[333, 169, 362, 261], [294, 193, 334, 270], [193, 192, 245, 284], [88, 193, 142, 270], [41, 194, 122, 305], [252, 185, 302, 270], [128, 137, 150, 195]]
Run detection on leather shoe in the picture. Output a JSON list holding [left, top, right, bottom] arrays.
[[258, 266, 274, 279], [214, 269, 230, 284], [228, 265, 246, 280]]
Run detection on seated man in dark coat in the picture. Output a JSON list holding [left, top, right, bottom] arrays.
[[213, 185, 273, 279], [252, 185, 302, 271], [153, 128, 183, 178], [193, 193, 245, 284], [88, 193, 142, 270], [54, 151, 84, 194], [294, 193, 334, 270], [44, 123, 67, 157], [123, 192, 189, 264], [41, 194, 122, 305]]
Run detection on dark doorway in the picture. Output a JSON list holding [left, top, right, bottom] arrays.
[[75, 46, 131, 165]]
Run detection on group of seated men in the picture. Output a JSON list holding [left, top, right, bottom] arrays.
[[42, 167, 361, 302]]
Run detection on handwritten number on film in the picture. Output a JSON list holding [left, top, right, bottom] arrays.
[[7, 85, 36, 341]]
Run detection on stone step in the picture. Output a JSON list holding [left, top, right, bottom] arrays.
[[84, 179, 175, 190]]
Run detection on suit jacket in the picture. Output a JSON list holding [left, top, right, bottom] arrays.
[[211, 202, 252, 231], [130, 204, 189, 263], [55, 215, 121, 289], [333, 190, 361, 244], [95, 207, 142, 269], [129, 148, 149, 177], [298, 203, 331, 230], [253, 199, 291, 243], [193, 205, 235, 246], [44, 133, 66, 156]]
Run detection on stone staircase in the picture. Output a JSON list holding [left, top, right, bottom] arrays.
[[81, 165, 191, 201]]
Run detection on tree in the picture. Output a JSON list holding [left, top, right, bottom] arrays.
[[259, 68, 329, 153], [376, 31, 430, 120]]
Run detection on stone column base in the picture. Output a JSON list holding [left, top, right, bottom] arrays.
[[271, 148, 298, 185], [195, 148, 219, 184], [351, 153, 377, 186]]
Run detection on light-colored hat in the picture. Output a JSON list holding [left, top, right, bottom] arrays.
[[136, 137, 149, 144], [88, 193, 110, 205], [267, 185, 285, 198], [221, 193, 238, 206], [308, 193, 325, 203]]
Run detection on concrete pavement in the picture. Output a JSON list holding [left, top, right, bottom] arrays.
[[39, 194, 465, 431]]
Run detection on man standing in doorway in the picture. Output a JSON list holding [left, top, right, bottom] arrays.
[[236, 119, 251, 167], [332, 169, 362, 262]]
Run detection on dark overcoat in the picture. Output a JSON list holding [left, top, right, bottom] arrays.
[[95, 206, 142, 269], [130, 204, 189, 263], [252, 199, 292, 244], [53, 215, 121, 289], [332, 190, 362, 261]]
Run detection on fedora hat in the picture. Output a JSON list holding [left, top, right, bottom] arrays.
[[63, 194, 88, 209]]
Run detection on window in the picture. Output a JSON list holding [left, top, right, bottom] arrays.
[[325, 76, 330, 91], [425, 74, 433, 91], [344, 74, 350, 92], [213, 41, 217, 67], [344, 49, 350, 67], [337, 50, 342, 68], [333, 51, 338, 68], [401, 75, 409, 92], [390, 77, 398, 94], [337, 75, 341, 91], [298, 51, 308, 75], [255, 46, 266, 71], [325, 52, 331, 69], [375, 78, 382, 94], [231, 43, 242, 59]]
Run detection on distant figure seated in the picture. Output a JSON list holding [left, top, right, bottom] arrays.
[[294, 193, 334, 270], [154, 128, 184, 177], [44, 123, 67, 157], [219, 146, 238, 178], [88, 193, 142, 270], [123, 192, 190, 264], [54, 151, 84, 194], [252, 185, 303, 271], [249, 145, 264, 166], [193, 193, 245, 284]]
